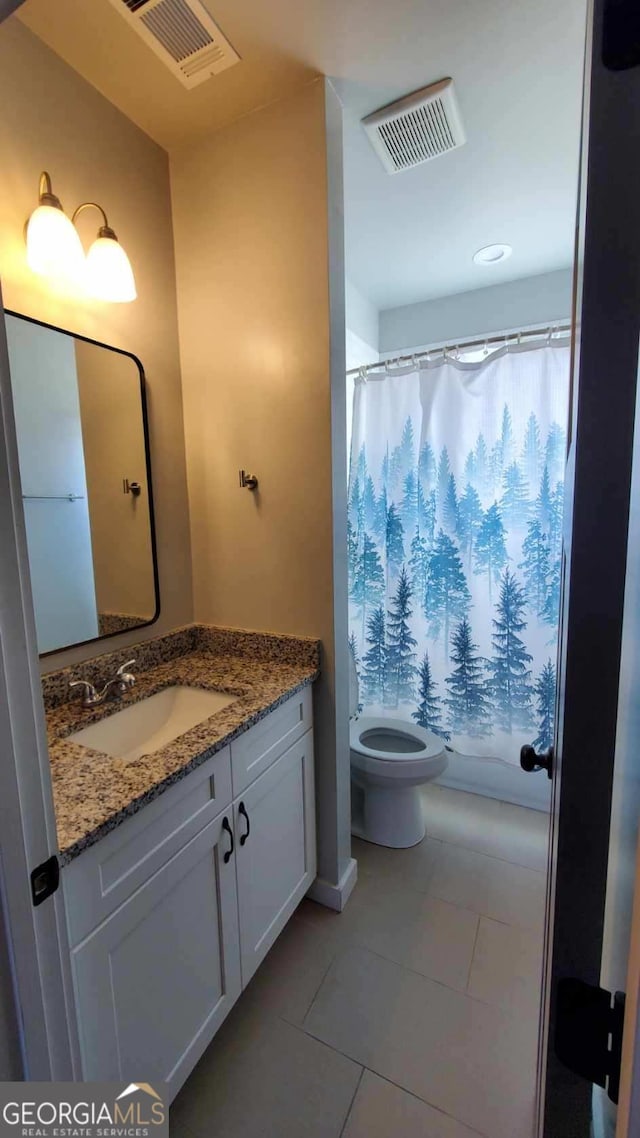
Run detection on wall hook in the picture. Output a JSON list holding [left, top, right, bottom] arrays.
[[239, 469, 259, 491]]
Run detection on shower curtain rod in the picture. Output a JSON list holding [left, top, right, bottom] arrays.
[[346, 321, 572, 376]]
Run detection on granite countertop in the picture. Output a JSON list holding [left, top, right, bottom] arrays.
[[45, 626, 319, 865]]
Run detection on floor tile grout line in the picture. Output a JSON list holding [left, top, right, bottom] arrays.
[[465, 912, 482, 994], [349, 859, 543, 895], [337, 931, 476, 997], [304, 878, 545, 936], [299, 917, 479, 1001], [363, 1069, 489, 1138], [300, 948, 343, 1028], [300, 893, 544, 1003], [353, 837, 542, 878], [338, 1065, 365, 1138], [432, 833, 548, 876], [425, 887, 545, 934], [422, 789, 549, 855], [299, 937, 537, 1022], [276, 1013, 367, 1080], [299, 1022, 493, 1138], [352, 838, 546, 904], [423, 827, 548, 874]]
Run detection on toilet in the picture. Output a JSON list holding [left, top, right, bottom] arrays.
[[349, 652, 448, 848]]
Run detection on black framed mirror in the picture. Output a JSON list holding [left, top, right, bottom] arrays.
[[4, 310, 160, 656]]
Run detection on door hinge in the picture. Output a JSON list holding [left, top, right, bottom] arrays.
[[30, 855, 60, 907], [603, 0, 640, 71], [555, 978, 626, 1104]]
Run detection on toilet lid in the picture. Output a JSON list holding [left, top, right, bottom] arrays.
[[348, 644, 359, 717]]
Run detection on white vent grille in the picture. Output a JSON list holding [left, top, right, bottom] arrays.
[[362, 79, 466, 174], [108, 0, 240, 88]]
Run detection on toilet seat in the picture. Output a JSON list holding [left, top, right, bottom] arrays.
[[350, 715, 446, 780]]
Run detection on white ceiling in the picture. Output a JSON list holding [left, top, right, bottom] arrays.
[[18, 0, 587, 313], [333, 0, 587, 310]]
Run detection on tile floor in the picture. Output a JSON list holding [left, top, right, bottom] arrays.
[[170, 785, 549, 1138]]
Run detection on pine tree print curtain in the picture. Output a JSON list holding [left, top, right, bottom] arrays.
[[348, 341, 570, 769]]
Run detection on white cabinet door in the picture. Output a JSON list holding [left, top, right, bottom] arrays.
[[234, 729, 316, 986], [70, 809, 241, 1101]]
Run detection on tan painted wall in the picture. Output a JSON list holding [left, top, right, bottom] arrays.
[[171, 78, 349, 885], [172, 79, 332, 636], [75, 339, 155, 622], [0, 18, 193, 670]]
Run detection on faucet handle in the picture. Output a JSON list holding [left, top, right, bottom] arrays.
[[116, 659, 136, 689], [69, 679, 99, 705]]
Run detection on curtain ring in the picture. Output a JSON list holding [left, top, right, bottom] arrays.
[[358, 365, 367, 382], [483, 340, 488, 357]]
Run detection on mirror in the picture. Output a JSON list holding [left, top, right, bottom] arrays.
[[4, 311, 159, 656]]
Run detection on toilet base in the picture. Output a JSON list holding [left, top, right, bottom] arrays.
[[354, 783, 426, 848]]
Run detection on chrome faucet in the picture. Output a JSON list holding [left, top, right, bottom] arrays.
[[69, 660, 136, 708]]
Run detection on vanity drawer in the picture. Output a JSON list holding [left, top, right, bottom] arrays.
[[230, 687, 312, 796], [64, 744, 232, 946]]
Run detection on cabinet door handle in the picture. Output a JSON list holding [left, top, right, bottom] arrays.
[[222, 816, 234, 863], [239, 801, 250, 846]]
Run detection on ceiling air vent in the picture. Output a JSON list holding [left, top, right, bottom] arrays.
[[107, 0, 240, 89], [362, 78, 466, 174]]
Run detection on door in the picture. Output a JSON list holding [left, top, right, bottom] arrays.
[[70, 810, 241, 1102], [234, 732, 316, 986], [523, 0, 640, 1133], [0, 284, 74, 1078]]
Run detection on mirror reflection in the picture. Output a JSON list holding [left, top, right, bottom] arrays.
[[5, 312, 158, 655]]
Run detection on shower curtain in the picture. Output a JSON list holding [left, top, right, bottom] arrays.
[[348, 341, 571, 775]]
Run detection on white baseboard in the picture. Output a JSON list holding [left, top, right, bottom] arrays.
[[307, 857, 358, 912]]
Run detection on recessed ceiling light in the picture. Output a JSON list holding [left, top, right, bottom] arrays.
[[473, 243, 512, 266]]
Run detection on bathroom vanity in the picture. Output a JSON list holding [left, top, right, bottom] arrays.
[[7, 307, 325, 1098], [43, 625, 319, 1099]]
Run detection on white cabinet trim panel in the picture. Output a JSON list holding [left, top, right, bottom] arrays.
[[231, 687, 312, 795]]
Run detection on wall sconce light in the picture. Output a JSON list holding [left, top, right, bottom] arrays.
[[25, 172, 137, 303], [72, 202, 137, 303], [25, 172, 85, 284]]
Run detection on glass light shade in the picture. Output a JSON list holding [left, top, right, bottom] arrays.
[[26, 204, 85, 284], [85, 235, 137, 303]]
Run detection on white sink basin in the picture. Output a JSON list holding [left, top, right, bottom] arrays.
[[68, 686, 238, 761]]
